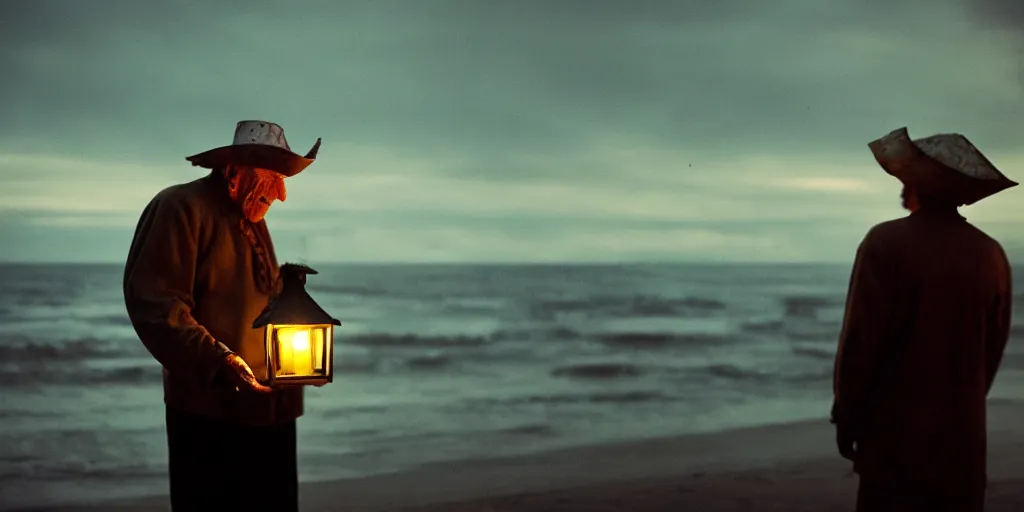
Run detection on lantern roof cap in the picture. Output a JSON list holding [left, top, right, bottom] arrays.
[[252, 263, 341, 328]]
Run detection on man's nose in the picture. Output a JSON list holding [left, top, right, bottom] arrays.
[[276, 180, 287, 202]]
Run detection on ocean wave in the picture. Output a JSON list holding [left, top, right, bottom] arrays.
[[0, 349, 473, 386], [550, 359, 835, 385], [2, 285, 81, 308], [0, 424, 166, 482], [702, 363, 832, 383], [87, 314, 133, 327], [740, 320, 785, 333], [531, 390, 667, 404], [474, 390, 668, 406], [783, 326, 840, 343], [781, 295, 842, 319], [0, 310, 134, 326], [333, 358, 385, 374], [529, 294, 728, 320], [0, 363, 164, 387], [551, 363, 645, 379], [0, 458, 166, 481], [343, 328, 583, 350], [597, 332, 729, 349], [404, 353, 453, 369], [0, 408, 64, 420], [791, 345, 835, 360], [329, 350, 482, 374], [0, 336, 141, 363], [433, 297, 511, 315], [343, 333, 488, 349], [317, 405, 391, 419], [489, 327, 581, 343], [501, 423, 556, 436], [744, 318, 840, 341]]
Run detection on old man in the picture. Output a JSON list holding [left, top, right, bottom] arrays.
[[832, 127, 1016, 511], [123, 120, 321, 511]]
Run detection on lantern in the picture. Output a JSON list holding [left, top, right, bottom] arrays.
[[252, 263, 341, 386]]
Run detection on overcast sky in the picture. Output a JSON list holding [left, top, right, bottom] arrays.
[[2, 0, 1024, 263]]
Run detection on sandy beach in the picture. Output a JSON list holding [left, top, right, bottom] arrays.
[[11, 399, 1024, 512]]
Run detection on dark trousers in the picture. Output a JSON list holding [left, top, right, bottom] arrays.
[[857, 479, 984, 512], [166, 406, 298, 511]]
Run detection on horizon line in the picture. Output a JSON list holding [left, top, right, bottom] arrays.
[[8, 259, 1024, 267], [0, 259, 866, 266]]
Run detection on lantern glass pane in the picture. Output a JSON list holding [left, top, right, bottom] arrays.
[[269, 324, 332, 379], [312, 328, 325, 372]]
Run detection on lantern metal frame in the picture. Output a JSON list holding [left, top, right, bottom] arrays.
[[262, 322, 336, 386]]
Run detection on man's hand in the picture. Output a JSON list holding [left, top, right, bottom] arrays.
[[830, 401, 857, 461], [835, 423, 857, 461], [220, 353, 273, 393]]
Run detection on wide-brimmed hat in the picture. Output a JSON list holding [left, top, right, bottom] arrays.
[[186, 120, 322, 177], [868, 127, 1017, 206]]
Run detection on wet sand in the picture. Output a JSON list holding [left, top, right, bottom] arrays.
[[16, 401, 1024, 512]]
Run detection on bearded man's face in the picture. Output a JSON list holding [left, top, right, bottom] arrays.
[[224, 165, 287, 222]]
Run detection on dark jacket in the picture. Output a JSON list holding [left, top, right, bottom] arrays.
[[832, 208, 1012, 493], [123, 171, 303, 426]]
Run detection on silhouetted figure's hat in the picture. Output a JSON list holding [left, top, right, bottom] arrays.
[[186, 120, 322, 177], [869, 127, 1017, 205]]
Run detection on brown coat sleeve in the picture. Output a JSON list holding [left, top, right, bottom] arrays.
[[123, 193, 233, 390], [832, 228, 894, 431], [986, 246, 1012, 393]]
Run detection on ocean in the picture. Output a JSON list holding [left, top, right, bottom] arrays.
[[3, 262, 1024, 509]]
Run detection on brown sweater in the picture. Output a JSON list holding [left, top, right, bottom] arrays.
[[833, 208, 1012, 493], [123, 171, 303, 426]]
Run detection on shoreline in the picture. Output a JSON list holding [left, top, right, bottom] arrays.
[[13, 400, 1024, 511]]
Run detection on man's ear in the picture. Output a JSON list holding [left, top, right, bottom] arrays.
[[223, 165, 240, 191]]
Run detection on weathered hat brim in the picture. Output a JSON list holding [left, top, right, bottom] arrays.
[[868, 127, 1017, 206], [186, 138, 322, 177]]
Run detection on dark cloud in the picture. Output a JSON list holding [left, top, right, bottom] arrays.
[[1, 0, 1022, 172], [963, 0, 1024, 29], [2, 0, 1024, 262]]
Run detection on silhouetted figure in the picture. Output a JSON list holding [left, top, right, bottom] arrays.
[[123, 120, 321, 511], [832, 127, 1016, 512]]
